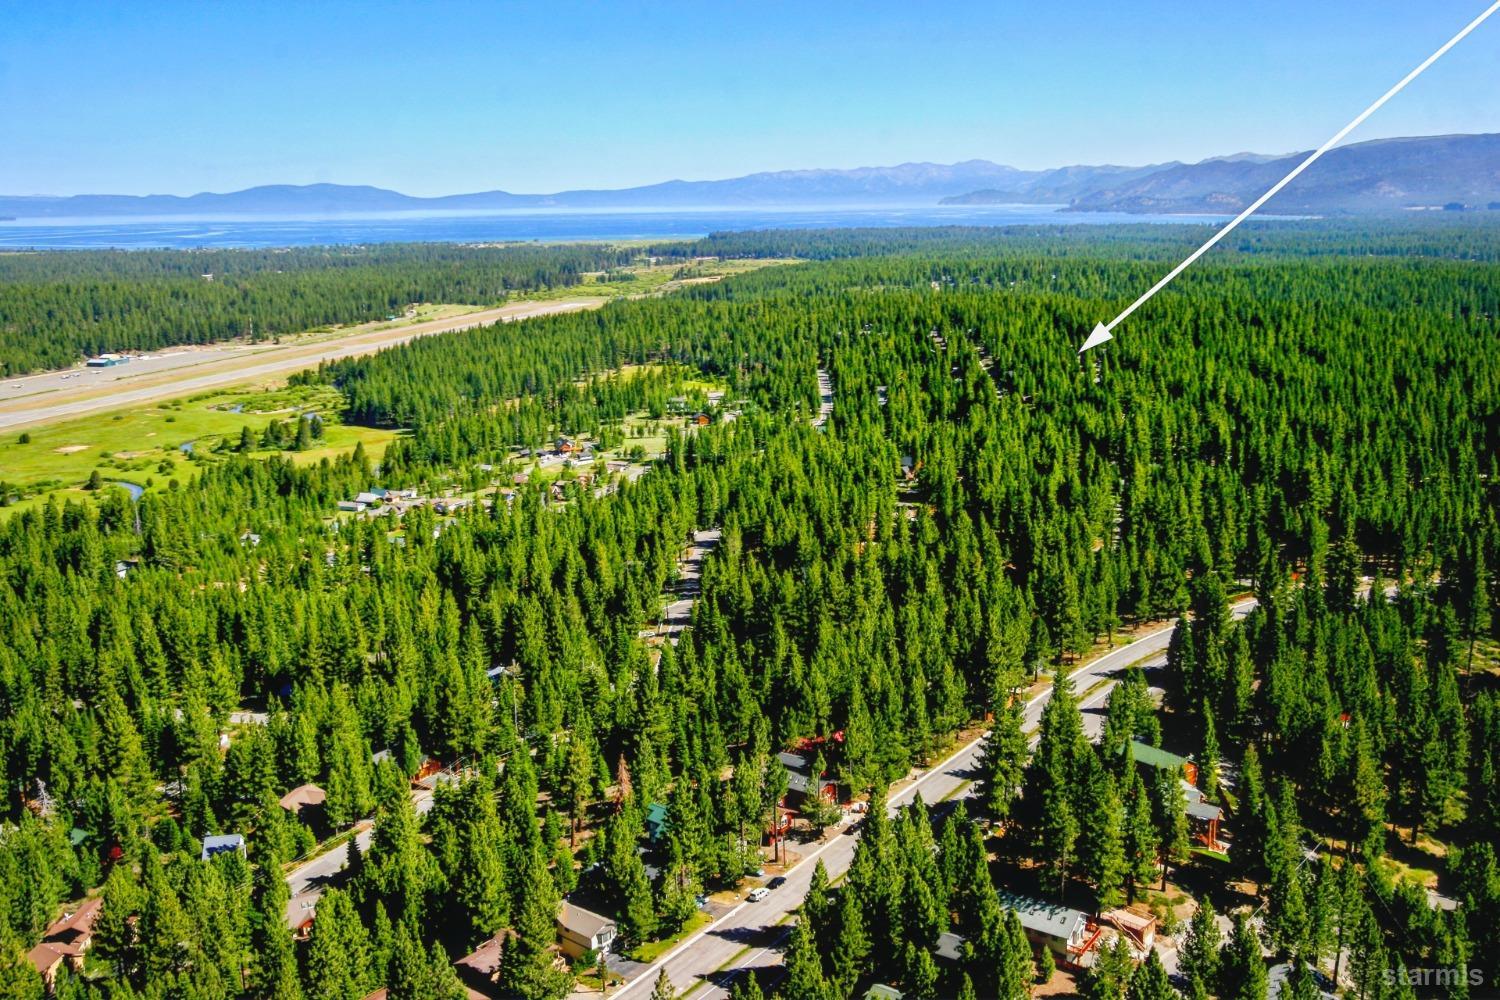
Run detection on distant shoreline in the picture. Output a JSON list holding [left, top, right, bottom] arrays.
[[0, 204, 1247, 251]]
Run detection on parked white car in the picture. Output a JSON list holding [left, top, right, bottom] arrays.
[[747, 887, 771, 902]]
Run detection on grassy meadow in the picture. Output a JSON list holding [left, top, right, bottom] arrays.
[[0, 382, 398, 514]]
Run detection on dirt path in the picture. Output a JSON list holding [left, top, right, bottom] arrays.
[[0, 297, 607, 432]]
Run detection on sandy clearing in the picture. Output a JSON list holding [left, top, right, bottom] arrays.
[[0, 298, 607, 433], [53, 444, 90, 454]]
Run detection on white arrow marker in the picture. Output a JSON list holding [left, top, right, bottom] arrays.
[[1080, 0, 1500, 353]]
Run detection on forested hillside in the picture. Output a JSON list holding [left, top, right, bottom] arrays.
[[0, 243, 642, 374], [0, 225, 1496, 999]]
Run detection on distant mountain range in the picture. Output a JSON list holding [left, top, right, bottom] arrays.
[[3, 133, 1496, 219], [948, 134, 1500, 215]]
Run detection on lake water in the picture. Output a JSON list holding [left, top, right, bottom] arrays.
[[0, 205, 1232, 250]]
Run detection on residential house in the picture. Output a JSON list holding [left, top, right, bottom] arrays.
[[777, 751, 839, 806], [1103, 907, 1157, 952], [201, 834, 246, 861], [1122, 740, 1199, 786], [1124, 741, 1223, 847], [645, 802, 670, 844], [454, 933, 506, 999], [27, 898, 102, 986], [998, 891, 1101, 965], [934, 931, 969, 964], [1184, 788, 1226, 850], [557, 901, 617, 959], [278, 784, 327, 831]]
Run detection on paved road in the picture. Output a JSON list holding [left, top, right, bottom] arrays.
[[812, 369, 834, 429], [283, 527, 720, 931], [0, 298, 606, 432], [612, 603, 1259, 1000], [282, 785, 438, 928], [657, 529, 721, 643]]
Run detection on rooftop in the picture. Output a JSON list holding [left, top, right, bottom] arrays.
[[558, 901, 616, 939], [1187, 801, 1224, 822], [997, 890, 1088, 941], [278, 783, 326, 811], [201, 833, 245, 860], [935, 931, 967, 962], [1123, 740, 1190, 772]]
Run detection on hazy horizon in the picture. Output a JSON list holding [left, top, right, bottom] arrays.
[[3, 1, 1498, 197]]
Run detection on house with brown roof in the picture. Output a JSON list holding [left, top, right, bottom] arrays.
[[454, 933, 507, 998], [557, 901, 617, 959], [28, 898, 102, 985], [279, 783, 328, 832]]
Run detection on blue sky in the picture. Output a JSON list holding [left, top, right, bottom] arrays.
[[2, 1, 1497, 196]]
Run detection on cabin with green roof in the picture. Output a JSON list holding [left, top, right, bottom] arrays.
[[645, 802, 669, 843], [1120, 739, 1198, 785]]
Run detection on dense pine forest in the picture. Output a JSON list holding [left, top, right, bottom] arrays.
[[0, 223, 1497, 1000], [0, 243, 644, 374]]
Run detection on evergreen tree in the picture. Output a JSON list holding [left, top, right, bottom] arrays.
[[1076, 750, 1127, 910], [901, 941, 939, 1000], [93, 867, 146, 986], [1151, 766, 1190, 890], [730, 972, 766, 1000], [1036, 944, 1056, 986], [1126, 951, 1177, 1000], [1199, 703, 1222, 800], [784, 917, 830, 1000], [1080, 937, 1134, 1000], [994, 910, 1033, 1000], [976, 698, 1028, 821], [1179, 900, 1222, 1000], [0, 935, 46, 1000], [1122, 764, 1159, 902], [803, 860, 832, 929], [650, 968, 678, 1000], [1264, 785, 1309, 956], [1025, 672, 1086, 897], [1220, 913, 1268, 1000], [499, 854, 573, 1000], [387, 926, 465, 1000], [302, 889, 373, 1000], [250, 860, 303, 1000], [829, 886, 871, 998]]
